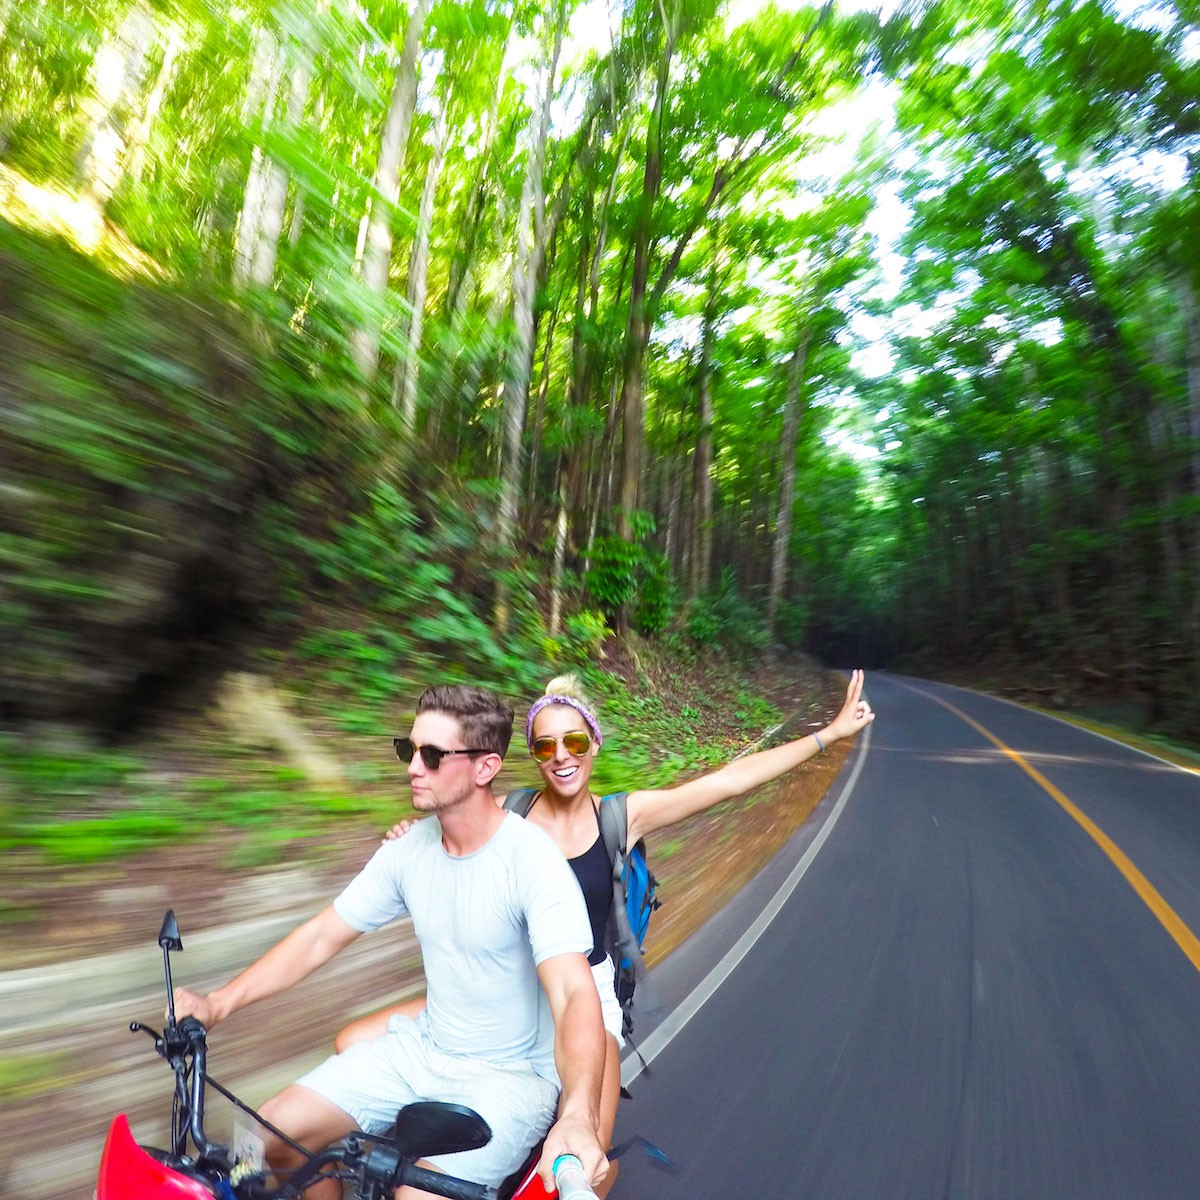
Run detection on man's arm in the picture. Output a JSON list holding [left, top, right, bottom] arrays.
[[534, 951, 608, 1188], [173, 904, 362, 1027]]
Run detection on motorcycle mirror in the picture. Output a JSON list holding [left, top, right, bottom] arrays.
[[389, 1102, 491, 1159], [158, 910, 183, 952], [157, 909, 183, 1027]]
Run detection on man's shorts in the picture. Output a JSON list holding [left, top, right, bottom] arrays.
[[295, 1011, 559, 1188], [592, 955, 625, 1048]]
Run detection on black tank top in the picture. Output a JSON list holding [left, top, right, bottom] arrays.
[[526, 794, 611, 967], [568, 811, 612, 968]]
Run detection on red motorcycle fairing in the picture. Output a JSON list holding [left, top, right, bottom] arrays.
[[507, 1160, 555, 1199], [97, 1114, 219, 1199]]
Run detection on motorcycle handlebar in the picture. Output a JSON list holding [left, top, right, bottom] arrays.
[[396, 1163, 495, 1200], [269, 1144, 495, 1200], [156, 1015, 227, 1167]]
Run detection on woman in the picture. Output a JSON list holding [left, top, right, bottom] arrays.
[[337, 669, 874, 1195]]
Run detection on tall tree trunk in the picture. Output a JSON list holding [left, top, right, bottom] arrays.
[[233, 27, 283, 287], [349, 0, 431, 382], [449, 185, 512, 445], [1181, 272, 1200, 645], [527, 301, 560, 503], [395, 89, 450, 426], [78, 6, 155, 225], [768, 326, 811, 634], [493, 0, 566, 631], [444, 69, 505, 324], [249, 43, 310, 287], [689, 222, 727, 599], [565, 119, 630, 524], [616, 16, 677, 542], [1044, 444, 1078, 663], [690, 313, 715, 601], [612, 4, 829, 545], [549, 481, 570, 638], [124, 22, 182, 183], [432, 69, 507, 444], [999, 445, 1029, 645]]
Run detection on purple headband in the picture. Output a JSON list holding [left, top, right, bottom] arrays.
[[525, 695, 603, 749]]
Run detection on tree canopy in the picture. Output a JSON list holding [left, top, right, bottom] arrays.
[[1, 0, 1196, 739]]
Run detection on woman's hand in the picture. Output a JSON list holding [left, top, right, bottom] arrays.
[[826, 669, 874, 742], [383, 820, 414, 843]]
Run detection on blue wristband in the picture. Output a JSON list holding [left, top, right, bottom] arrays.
[[813, 732, 826, 752]]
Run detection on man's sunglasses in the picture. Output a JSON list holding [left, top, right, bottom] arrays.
[[530, 731, 593, 763], [393, 737, 489, 771]]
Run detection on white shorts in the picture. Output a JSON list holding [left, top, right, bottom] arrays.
[[294, 1011, 558, 1188], [592, 955, 625, 1048]]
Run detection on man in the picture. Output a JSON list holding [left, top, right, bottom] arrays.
[[174, 684, 608, 1197]]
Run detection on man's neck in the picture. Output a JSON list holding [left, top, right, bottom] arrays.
[[438, 788, 505, 857]]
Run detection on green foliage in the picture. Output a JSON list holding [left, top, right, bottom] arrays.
[[0, 222, 378, 728], [586, 514, 679, 635], [555, 609, 613, 666], [633, 549, 677, 635], [561, 644, 785, 799], [733, 689, 780, 736], [685, 570, 771, 653], [288, 479, 548, 720], [0, 740, 141, 799], [847, 0, 1200, 736], [0, 723, 392, 866], [585, 535, 639, 619], [773, 597, 810, 648], [23, 812, 188, 864], [0, 1050, 72, 1103]]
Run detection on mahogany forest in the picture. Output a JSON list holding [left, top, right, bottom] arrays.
[[2, 0, 1198, 749]]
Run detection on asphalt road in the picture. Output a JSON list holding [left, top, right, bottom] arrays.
[[612, 673, 1200, 1200]]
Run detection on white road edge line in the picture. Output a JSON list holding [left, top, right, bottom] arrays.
[[621, 720, 873, 1088]]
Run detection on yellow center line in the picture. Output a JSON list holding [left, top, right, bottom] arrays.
[[917, 685, 1200, 975]]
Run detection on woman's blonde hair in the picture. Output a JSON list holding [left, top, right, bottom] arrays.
[[524, 675, 603, 748], [544, 673, 590, 704]]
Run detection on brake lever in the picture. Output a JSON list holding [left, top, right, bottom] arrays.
[[130, 1020, 183, 1062]]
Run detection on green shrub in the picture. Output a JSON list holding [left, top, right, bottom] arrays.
[[634, 550, 676, 635], [553, 609, 612, 666], [686, 569, 771, 652], [585, 536, 638, 619], [26, 812, 187, 864]]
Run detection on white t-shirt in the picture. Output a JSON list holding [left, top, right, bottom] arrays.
[[334, 810, 591, 1079]]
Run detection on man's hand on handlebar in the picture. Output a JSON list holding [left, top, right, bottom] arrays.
[[536, 1114, 607, 1192], [170, 987, 219, 1027]]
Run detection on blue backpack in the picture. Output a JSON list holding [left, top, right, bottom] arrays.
[[504, 789, 660, 1040]]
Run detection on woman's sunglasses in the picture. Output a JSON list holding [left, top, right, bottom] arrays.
[[393, 737, 488, 771], [530, 731, 593, 763]]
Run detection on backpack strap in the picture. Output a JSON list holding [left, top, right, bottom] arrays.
[[502, 788, 540, 817], [597, 791, 627, 866], [598, 792, 659, 1014]]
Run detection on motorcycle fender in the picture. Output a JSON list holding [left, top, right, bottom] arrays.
[[97, 1114, 217, 1199]]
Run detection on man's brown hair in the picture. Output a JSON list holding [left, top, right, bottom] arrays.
[[416, 684, 514, 758]]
